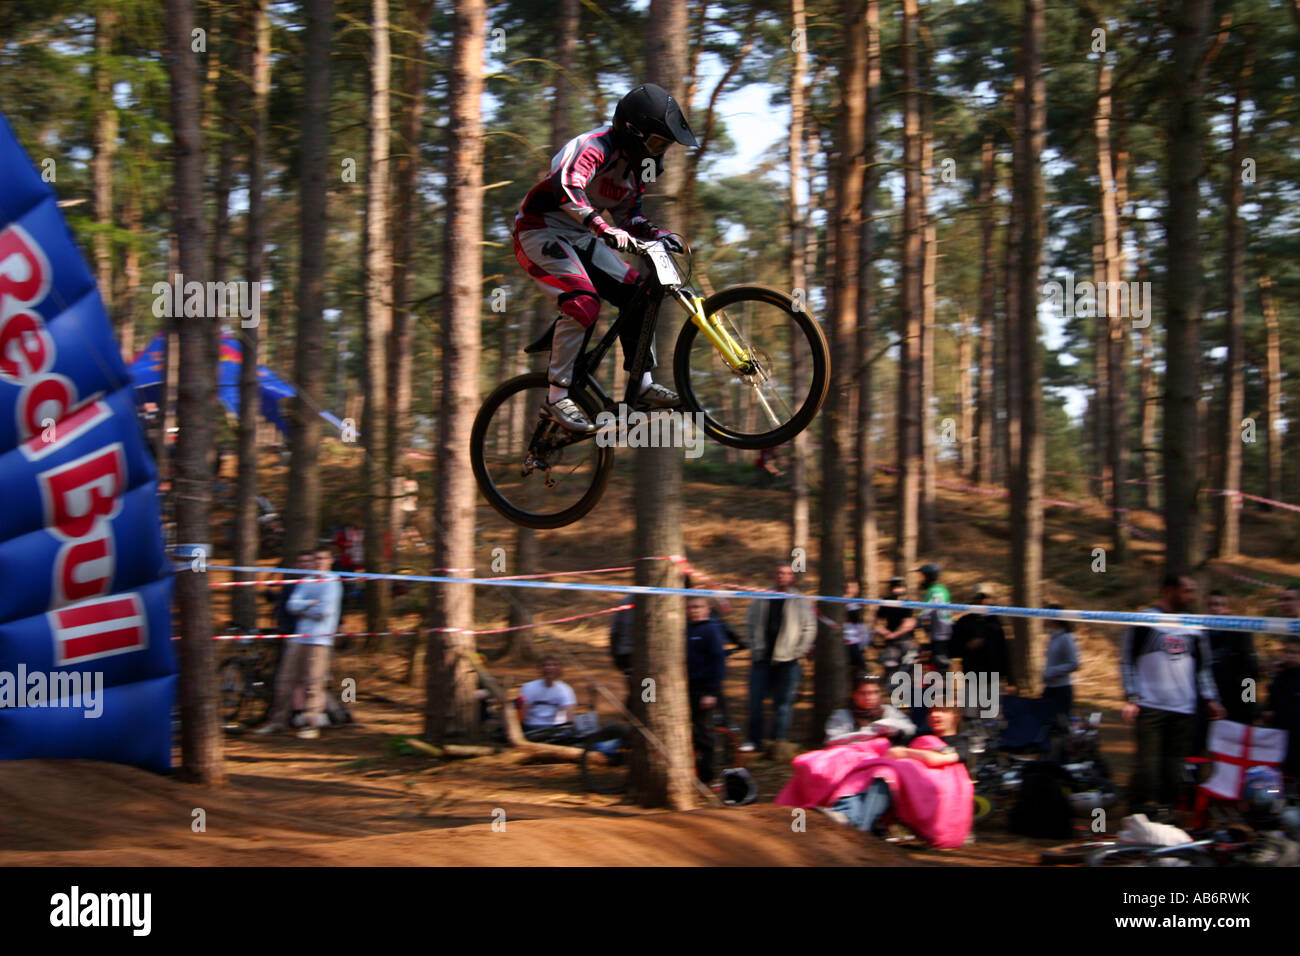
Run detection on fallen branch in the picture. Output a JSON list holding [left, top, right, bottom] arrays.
[[464, 651, 585, 763]]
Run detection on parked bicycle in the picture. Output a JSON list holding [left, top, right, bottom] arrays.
[[471, 236, 830, 528]]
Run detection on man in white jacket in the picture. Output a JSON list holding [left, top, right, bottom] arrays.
[[257, 549, 343, 739], [740, 563, 817, 753]]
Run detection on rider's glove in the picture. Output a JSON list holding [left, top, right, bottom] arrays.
[[657, 232, 685, 254], [601, 227, 633, 252]]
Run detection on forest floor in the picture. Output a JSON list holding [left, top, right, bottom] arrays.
[[3, 446, 1297, 866]]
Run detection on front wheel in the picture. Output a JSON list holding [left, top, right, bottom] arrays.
[[674, 285, 829, 450]]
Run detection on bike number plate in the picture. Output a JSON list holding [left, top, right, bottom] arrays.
[[646, 244, 680, 286]]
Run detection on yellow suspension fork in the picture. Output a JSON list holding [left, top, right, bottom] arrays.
[[672, 289, 750, 371]]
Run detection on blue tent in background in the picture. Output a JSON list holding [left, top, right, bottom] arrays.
[[128, 332, 346, 436]]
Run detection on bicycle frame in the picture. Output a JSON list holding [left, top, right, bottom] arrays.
[[574, 239, 754, 413]]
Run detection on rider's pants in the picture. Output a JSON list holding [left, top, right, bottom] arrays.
[[514, 225, 654, 388]]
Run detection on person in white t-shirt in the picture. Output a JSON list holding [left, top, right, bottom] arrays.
[[518, 658, 578, 732]]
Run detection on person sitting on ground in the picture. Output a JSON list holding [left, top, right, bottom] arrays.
[[686, 596, 728, 783], [824, 674, 916, 745], [518, 657, 579, 736], [1040, 606, 1078, 720], [778, 703, 973, 846]]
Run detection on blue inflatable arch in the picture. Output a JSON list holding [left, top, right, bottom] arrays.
[[0, 111, 176, 773]]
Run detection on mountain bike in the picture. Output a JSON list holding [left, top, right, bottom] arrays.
[[471, 236, 830, 529]]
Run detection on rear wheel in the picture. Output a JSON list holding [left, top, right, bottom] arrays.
[[470, 373, 614, 529], [218, 657, 246, 723], [674, 285, 829, 449]]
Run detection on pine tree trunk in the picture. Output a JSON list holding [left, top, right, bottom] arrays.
[[1000, 80, 1020, 494], [1215, 44, 1250, 557], [813, 0, 864, 743], [94, 7, 118, 356], [789, 0, 810, 555], [120, 193, 139, 359], [625, 0, 694, 810], [975, 131, 996, 486], [1137, 246, 1157, 510], [958, 313, 972, 476], [424, 0, 484, 744], [284, 0, 334, 562], [1260, 275, 1283, 505], [854, 0, 881, 597], [1096, 56, 1128, 559], [918, 17, 937, 554], [896, 0, 922, 578], [362, 0, 393, 636], [232, 0, 270, 633], [166, 0, 223, 786], [388, 0, 435, 591], [1162, 0, 1211, 575], [1009, 0, 1045, 694]]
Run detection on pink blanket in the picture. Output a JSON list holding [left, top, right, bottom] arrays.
[[775, 735, 974, 848]]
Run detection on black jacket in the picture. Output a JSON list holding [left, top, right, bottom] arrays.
[[687, 618, 727, 698], [951, 612, 1014, 688]]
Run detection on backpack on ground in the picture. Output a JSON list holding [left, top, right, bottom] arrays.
[[1009, 760, 1073, 839]]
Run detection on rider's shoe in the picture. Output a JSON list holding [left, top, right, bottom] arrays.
[[540, 397, 597, 434], [636, 383, 681, 409]]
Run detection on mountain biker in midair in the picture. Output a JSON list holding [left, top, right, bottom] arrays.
[[513, 82, 698, 434]]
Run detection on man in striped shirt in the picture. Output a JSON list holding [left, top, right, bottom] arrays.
[[514, 83, 697, 433]]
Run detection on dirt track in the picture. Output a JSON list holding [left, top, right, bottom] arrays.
[[0, 758, 919, 866]]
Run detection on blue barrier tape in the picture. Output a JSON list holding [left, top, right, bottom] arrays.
[[190, 562, 1300, 637]]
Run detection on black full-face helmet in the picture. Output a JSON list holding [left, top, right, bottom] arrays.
[[613, 83, 699, 163]]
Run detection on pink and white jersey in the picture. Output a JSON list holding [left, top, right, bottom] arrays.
[[514, 125, 661, 239]]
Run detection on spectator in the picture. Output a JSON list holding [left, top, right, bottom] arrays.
[[686, 596, 727, 782], [1280, 584, 1300, 621], [915, 563, 954, 668], [1263, 636, 1300, 781], [257, 549, 342, 739], [872, 576, 917, 679], [1040, 605, 1078, 719], [518, 657, 578, 732], [1120, 573, 1226, 817], [683, 575, 743, 649], [828, 704, 967, 837], [824, 674, 916, 744], [950, 582, 1016, 699], [609, 595, 636, 676], [1204, 590, 1258, 725], [842, 580, 867, 675], [740, 563, 817, 754]]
